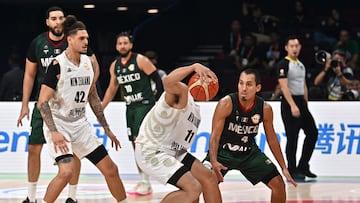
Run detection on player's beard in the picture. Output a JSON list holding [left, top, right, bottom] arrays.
[[49, 27, 63, 37], [120, 50, 131, 58]]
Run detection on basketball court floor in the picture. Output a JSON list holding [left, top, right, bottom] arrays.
[[1, 173, 360, 203]]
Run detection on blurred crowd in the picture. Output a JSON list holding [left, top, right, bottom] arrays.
[[213, 0, 360, 100]]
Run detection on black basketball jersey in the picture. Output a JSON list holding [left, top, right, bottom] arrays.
[[27, 31, 68, 99], [114, 53, 155, 106], [219, 93, 264, 154]]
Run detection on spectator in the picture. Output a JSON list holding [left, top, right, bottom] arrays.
[[311, 49, 354, 100], [223, 19, 244, 57], [0, 53, 24, 101], [313, 8, 346, 49], [242, 4, 279, 44], [333, 29, 360, 73], [261, 31, 285, 76], [235, 33, 261, 71], [144, 50, 167, 95], [286, 1, 313, 37], [344, 79, 360, 100]]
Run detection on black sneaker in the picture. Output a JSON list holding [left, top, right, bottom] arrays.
[[22, 197, 37, 203], [304, 170, 317, 178], [291, 172, 306, 180], [65, 198, 78, 203]]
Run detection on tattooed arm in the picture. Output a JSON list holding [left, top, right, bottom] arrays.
[[88, 85, 121, 150], [37, 84, 69, 153]]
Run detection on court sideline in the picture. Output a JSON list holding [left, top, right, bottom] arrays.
[[1, 173, 360, 203]]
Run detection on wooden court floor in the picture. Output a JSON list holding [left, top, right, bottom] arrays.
[[0, 173, 360, 203]]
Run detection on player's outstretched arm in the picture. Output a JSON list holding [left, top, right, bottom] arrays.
[[88, 84, 121, 150], [263, 102, 297, 187]]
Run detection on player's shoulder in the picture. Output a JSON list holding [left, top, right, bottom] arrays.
[[33, 32, 47, 40]]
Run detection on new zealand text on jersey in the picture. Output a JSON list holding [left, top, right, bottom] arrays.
[[70, 76, 91, 86], [228, 122, 259, 135]]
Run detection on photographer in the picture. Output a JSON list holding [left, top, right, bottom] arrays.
[[312, 49, 353, 100]]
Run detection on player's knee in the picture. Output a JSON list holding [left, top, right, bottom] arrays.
[[58, 168, 73, 182], [187, 182, 202, 201], [269, 176, 286, 194], [103, 162, 119, 178]]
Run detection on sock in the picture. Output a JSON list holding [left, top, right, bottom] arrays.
[[28, 182, 37, 202], [140, 172, 149, 183], [117, 199, 128, 203], [68, 184, 78, 200], [41, 200, 47, 203]]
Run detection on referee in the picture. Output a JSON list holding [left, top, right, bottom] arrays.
[[276, 35, 318, 180]]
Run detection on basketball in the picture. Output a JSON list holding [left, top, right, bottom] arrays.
[[188, 73, 219, 101]]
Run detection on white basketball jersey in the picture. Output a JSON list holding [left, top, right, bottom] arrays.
[[49, 52, 94, 122], [136, 92, 201, 156]]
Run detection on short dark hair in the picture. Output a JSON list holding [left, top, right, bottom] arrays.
[[116, 31, 133, 43], [241, 68, 261, 85], [63, 15, 86, 36], [285, 35, 300, 45], [46, 6, 64, 19]]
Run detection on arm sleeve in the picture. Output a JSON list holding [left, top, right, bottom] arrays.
[[87, 46, 94, 56], [42, 61, 60, 90], [149, 70, 164, 100]]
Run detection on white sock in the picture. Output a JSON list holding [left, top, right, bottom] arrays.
[[140, 172, 149, 183], [68, 184, 77, 200], [41, 200, 47, 203], [117, 199, 128, 203], [28, 182, 37, 202]]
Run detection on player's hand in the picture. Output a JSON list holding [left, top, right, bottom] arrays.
[[211, 161, 228, 182], [193, 63, 218, 83], [17, 106, 30, 127], [291, 105, 300, 118], [51, 131, 70, 154], [105, 129, 121, 151], [282, 168, 297, 187]]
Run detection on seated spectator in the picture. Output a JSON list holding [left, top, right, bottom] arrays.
[[313, 8, 346, 49], [235, 33, 261, 71], [223, 19, 244, 57], [310, 49, 353, 100], [286, 0, 313, 37], [242, 3, 279, 44], [144, 50, 167, 96], [261, 31, 285, 76], [0, 53, 24, 101], [333, 29, 359, 74], [343, 79, 360, 100]]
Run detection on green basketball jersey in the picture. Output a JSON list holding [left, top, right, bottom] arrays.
[[32, 32, 68, 98], [114, 53, 155, 106], [219, 93, 264, 154]]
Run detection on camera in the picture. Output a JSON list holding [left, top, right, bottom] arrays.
[[343, 89, 359, 101], [330, 59, 340, 68], [315, 50, 331, 65]]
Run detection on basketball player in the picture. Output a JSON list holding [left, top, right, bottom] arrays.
[[16, 6, 96, 203], [102, 32, 163, 195], [134, 63, 222, 203], [36, 15, 127, 203], [203, 68, 297, 203]]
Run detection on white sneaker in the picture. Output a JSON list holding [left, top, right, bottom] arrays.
[[128, 181, 152, 196]]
